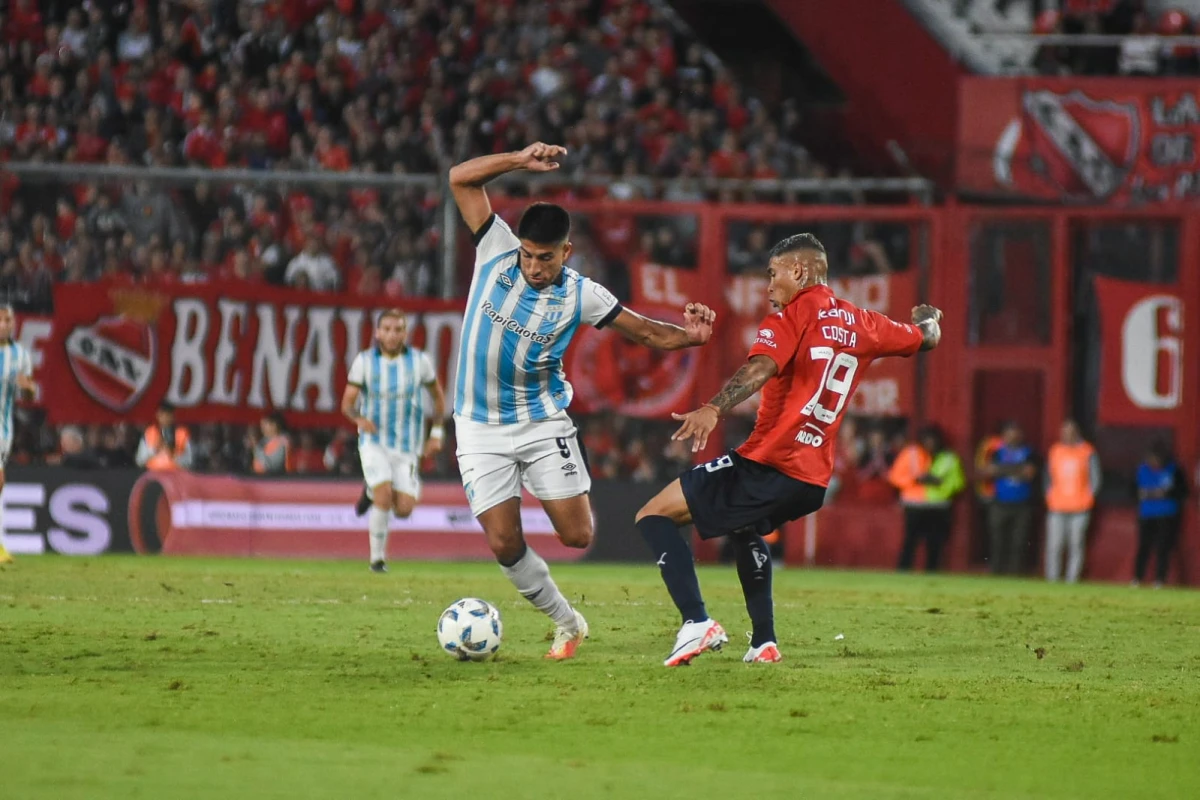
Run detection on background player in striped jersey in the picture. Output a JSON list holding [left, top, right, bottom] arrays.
[[0, 304, 36, 565], [341, 309, 447, 573], [449, 142, 716, 659]]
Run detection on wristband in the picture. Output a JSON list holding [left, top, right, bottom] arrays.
[[430, 425, 445, 439], [702, 403, 721, 417]]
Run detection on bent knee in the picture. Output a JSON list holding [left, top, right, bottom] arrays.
[[557, 521, 594, 549], [636, 497, 685, 525], [634, 503, 657, 524], [486, 529, 525, 563], [372, 487, 393, 509], [393, 495, 416, 518]]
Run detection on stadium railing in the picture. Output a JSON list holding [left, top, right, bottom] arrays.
[[2, 163, 935, 304]]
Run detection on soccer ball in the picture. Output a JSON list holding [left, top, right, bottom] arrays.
[[437, 598, 503, 661]]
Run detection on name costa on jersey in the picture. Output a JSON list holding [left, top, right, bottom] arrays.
[[817, 307, 858, 347]]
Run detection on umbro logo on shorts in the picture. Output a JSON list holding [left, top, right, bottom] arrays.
[[562, 462, 578, 477]]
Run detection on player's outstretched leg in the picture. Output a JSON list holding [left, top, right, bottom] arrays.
[[367, 482, 392, 572], [731, 532, 781, 663], [481, 498, 587, 660], [636, 480, 727, 667]]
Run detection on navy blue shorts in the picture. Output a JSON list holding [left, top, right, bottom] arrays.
[[680, 452, 827, 540]]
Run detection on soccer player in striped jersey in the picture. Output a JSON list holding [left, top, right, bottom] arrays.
[[341, 309, 447, 573], [448, 142, 716, 659], [0, 305, 35, 565]]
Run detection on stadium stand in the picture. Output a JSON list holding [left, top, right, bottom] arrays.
[[922, 0, 1200, 75], [0, 0, 845, 315], [0, 0, 892, 474]]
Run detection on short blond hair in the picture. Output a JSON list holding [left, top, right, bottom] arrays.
[[377, 308, 406, 324]]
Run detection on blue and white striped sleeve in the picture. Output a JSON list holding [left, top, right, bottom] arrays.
[[579, 278, 623, 328]]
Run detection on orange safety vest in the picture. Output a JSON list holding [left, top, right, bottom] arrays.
[[143, 426, 190, 471], [1045, 442, 1096, 513], [975, 435, 1003, 499], [888, 444, 933, 503]]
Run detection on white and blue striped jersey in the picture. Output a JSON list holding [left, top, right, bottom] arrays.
[[454, 214, 621, 424], [0, 341, 31, 442], [347, 346, 436, 454]]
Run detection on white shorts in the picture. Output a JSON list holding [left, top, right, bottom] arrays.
[[0, 440, 9, 469], [360, 443, 421, 499], [454, 413, 591, 517]]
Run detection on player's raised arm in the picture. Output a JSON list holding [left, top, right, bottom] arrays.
[[607, 302, 716, 351], [448, 143, 567, 234], [670, 355, 779, 452]]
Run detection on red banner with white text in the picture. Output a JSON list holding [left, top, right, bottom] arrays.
[[722, 272, 919, 417], [958, 77, 1200, 204], [1094, 276, 1184, 426], [47, 283, 700, 425], [48, 282, 463, 426]]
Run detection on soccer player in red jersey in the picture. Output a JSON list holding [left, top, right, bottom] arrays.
[[635, 233, 943, 667]]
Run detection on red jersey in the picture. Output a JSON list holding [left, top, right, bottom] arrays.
[[737, 285, 923, 487]]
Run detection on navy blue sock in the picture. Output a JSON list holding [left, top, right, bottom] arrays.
[[636, 515, 707, 623], [732, 533, 776, 647]]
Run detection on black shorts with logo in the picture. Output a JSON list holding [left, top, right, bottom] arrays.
[[679, 452, 827, 540]]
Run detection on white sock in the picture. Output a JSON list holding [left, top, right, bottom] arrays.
[[500, 546, 576, 630], [368, 506, 389, 563]]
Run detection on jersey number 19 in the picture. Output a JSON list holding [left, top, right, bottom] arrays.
[[800, 346, 860, 425]]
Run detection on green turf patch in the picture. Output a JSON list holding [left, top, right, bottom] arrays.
[[2, 557, 1197, 799]]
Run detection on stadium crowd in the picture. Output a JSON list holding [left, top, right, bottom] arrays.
[[1031, 1, 1200, 76], [0, 0, 854, 313]]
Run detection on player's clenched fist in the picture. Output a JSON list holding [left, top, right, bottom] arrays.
[[911, 304, 942, 325], [518, 142, 567, 172], [683, 302, 716, 346]]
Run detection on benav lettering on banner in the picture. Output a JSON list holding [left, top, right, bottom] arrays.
[[49, 282, 463, 426]]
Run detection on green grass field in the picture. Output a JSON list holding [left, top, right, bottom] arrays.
[[2, 557, 1198, 799]]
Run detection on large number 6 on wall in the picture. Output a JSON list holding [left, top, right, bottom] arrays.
[[800, 347, 860, 424]]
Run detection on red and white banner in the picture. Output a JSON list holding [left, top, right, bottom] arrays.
[[15, 315, 52, 408], [1094, 276, 1184, 426], [723, 272, 919, 417], [958, 77, 1200, 204], [128, 473, 588, 561], [48, 282, 463, 426]]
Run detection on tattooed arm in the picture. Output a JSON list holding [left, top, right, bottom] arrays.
[[670, 356, 779, 452]]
